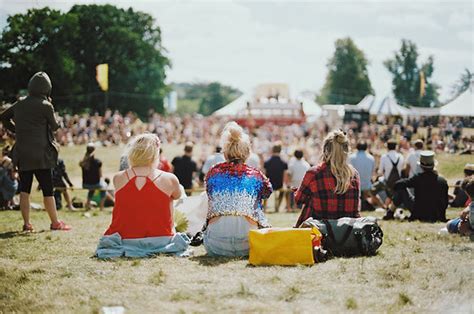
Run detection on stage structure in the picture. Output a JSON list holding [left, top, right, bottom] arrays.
[[214, 83, 321, 127]]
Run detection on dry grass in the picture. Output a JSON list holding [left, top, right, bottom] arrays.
[[1, 209, 473, 313], [0, 146, 473, 313]]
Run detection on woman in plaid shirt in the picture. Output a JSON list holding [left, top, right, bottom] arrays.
[[295, 130, 360, 226]]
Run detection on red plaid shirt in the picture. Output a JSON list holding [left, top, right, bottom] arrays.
[[295, 162, 360, 226]]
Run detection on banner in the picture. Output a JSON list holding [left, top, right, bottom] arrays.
[[96, 63, 109, 92], [419, 71, 425, 98]]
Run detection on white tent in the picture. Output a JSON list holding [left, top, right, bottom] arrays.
[[439, 85, 474, 117], [356, 94, 375, 111], [369, 96, 409, 116], [298, 97, 322, 117], [409, 107, 440, 117], [214, 94, 322, 118], [213, 94, 249, 116]]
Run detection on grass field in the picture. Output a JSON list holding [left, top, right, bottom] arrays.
[[0, 145, 473, 313]]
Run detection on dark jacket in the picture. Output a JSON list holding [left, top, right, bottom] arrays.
[[394, 170, 448, 222], [0, 72, 60, 171]]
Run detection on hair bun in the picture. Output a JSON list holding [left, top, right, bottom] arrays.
[[228, 127, 241, 143], [335, 131, 347, 144]]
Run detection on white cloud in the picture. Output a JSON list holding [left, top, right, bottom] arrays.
[[0, 0, 472, 101]]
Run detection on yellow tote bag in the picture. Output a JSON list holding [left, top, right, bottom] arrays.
[[248, 228, 321, 266]]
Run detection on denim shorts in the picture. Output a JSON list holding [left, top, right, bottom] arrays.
[[447, 218, 462, 234], [83, 182, 107, 199], [203, 216, 257, 257]]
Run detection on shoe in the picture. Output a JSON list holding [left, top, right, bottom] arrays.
[[22, 223, 34, 232], [190, 231, 203, 247], [382, 210, 395, 220], [50, 220, 72, 231]]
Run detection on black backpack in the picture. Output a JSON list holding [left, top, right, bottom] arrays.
[[300, 217, 383, 257], [386, 157, 401, 190]]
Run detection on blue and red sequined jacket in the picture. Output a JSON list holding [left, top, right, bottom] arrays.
[[205, 161, 272, 227]]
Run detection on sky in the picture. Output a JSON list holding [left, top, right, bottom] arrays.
[[0, 0, 473, 102]]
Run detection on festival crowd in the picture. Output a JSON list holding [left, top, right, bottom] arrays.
[[0, 72, 473, 259]]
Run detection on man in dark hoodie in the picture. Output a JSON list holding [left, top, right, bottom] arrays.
[[0, 72, 71, 231]]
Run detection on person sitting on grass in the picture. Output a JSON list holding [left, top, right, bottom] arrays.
[[447, 176, 474, 237], [388, 151, 448, 222], [204, 122, 272, 257], [0, 156, 18, 210], [449, 163, 474, 208], [96, 133, 189, 258], [294, 130, 361, 226], [79, 143, 106, 210]]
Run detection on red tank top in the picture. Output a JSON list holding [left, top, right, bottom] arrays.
[[104, 170, 174, 239]]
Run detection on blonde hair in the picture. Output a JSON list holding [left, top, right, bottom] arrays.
[[221, 121, 250, 161], [126, 133, 161, 167], [322, 130, 355, 194]]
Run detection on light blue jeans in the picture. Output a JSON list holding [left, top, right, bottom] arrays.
[[203, 216, 257, 257]]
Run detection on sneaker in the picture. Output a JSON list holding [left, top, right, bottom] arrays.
[[382, 210, 395, 220], [22, 223, 34, 232], [50, 220, 72, 231]]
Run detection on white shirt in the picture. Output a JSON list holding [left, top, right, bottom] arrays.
[[246, 152, 261, 169], [202, 153, 225, 175], [406, 150, 422, 178], [288, 158, 311, 188], [379, 150, 404, 180]]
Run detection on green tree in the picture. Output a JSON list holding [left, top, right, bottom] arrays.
[[0, 8, 79, 105], [317, 37, 373, 104], [384, 39, 440, 107], [0, 5, 170, 115], [450, 68, 472, 99], [198, 82, 240, 116], [172, 82, 241, 116]]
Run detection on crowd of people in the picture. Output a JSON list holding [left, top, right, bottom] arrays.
[[0, 72, 473, 259]]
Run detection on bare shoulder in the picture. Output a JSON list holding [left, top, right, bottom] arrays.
[[113, 170, 129, 190], [159, 171, 179, 185]]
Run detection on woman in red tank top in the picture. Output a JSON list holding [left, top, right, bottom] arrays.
[[96, 134, 189, 258]]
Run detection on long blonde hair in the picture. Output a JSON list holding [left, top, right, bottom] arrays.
[[322, 130, 354, 194], [220, 121, 250, 161]]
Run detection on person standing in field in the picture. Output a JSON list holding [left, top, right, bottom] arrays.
[[201, 145, 225, 176], [172, 142, 197, 195], [264, 143, 288, 212], [80, 143, 106, 210], [287, 149, 310, 211], [349, 140, 376, 210], [0, 72, 70, 231]]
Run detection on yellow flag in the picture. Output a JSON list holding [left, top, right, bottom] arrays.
[[96, 63, 108, 91], [419, 71, 425, 98]]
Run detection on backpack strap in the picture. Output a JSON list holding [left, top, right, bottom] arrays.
[[389, 156, 399, 167]]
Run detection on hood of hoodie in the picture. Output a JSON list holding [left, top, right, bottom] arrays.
[[28, 72, 52, 98]]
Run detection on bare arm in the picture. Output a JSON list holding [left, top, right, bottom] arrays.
[[170, 176, 182, 200]]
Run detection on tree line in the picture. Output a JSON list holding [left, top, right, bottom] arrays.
[[0, 5, 471, 115], [317, 37, 471, 107], [0, 5, 169, 116]]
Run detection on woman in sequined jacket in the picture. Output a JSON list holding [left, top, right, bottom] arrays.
[[204, 122, 272, 257]]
